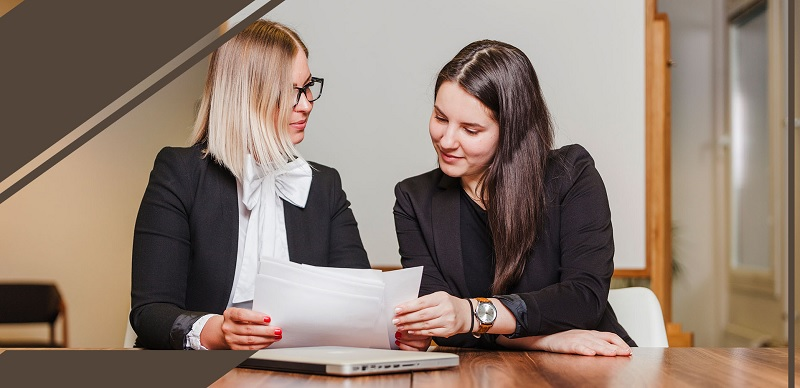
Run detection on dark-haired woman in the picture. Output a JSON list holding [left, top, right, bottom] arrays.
[[391, 40, 635, 356]]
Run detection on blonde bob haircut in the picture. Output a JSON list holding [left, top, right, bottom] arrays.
[[190, 19, 308, 180]]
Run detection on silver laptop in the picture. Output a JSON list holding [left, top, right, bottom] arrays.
[[239, 346, 459, 376]]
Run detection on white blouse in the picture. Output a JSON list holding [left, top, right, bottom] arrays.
[[185, 156, 312, 350]]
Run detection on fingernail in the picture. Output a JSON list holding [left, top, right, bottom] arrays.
[[275, 335, 282, 340], [395, 307, 402, 314], [395, 340, 400, 346], [395, 331, 402, 339], [263, 316, 271, 323], [392, 319, 399, 324], [274, 328, 282, 336]]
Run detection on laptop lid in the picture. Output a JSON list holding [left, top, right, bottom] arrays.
[[239, 346, 459, 376]]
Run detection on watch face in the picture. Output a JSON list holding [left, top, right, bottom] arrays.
[[476, 302, 497, 324]]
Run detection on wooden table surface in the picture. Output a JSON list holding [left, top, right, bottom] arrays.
[[212, 347, 795, 387]]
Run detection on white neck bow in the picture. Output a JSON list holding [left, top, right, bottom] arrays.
[[242, 155, 313, 210], [232, 155, 312, 304]]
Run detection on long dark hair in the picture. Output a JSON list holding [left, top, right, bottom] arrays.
[[435, 40, 554, 294]]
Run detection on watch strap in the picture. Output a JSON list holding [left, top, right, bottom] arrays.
[[473, 297, 494, 338]]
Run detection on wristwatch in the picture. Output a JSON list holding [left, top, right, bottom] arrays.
[[472, 297, 497, 338]]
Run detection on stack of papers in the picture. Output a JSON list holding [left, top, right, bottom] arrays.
[[252, 260, 422, 350]]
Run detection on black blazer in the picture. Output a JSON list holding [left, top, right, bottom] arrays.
[[131, 145, 370, 349], [393, 144, 634, 347]]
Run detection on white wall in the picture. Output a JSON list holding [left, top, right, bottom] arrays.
[[657, 0, 726, 346], [268, 0, 647, 269], [0, 60, 207, 347]]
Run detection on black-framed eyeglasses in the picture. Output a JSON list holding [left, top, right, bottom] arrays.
[[294, 77, 324, 106]]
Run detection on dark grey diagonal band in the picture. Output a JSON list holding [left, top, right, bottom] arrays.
[[0, 0, 285, 205], [0, 350, 256, 387]]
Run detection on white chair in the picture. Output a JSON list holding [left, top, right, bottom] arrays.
[[123, 316, 137, 348], [607, 287, 669, 347]]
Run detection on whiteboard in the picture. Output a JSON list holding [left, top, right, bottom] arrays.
[[265, 0, 646, 270]]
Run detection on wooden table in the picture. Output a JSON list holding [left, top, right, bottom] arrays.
[[212, 347, 795, 387]]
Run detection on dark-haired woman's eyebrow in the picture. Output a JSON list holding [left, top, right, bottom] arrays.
[[434, 105, 486, 129]]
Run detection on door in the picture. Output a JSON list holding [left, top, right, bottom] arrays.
[[721, 0, 789, 347]]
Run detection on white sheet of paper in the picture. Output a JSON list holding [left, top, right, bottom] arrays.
[[298, 263, 384, 285], [252, 260, 423, 349], [254, 274, 387, 348], [259, 260, 384, 297], [382, 266, 423, 349]]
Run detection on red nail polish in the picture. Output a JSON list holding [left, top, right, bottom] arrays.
[[395, 331, 402, 339], [264, 316, 271, 323], [395, 340, 400, 346], [274, 328, 282, 336], [275, 335, 282, 340]]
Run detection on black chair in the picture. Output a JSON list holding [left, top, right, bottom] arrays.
[[0, 283, 67, 347]]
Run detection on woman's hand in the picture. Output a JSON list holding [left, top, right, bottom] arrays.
[[394, 330, 432, 351], [497, 329, 632, 357], [200, 307, 282, 350], [393, 291, 472, 338]]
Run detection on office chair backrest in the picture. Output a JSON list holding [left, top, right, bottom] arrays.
[[0, 283, 67, 347], [607, 287, 669, 347]]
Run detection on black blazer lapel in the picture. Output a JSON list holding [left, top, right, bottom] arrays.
[[431, 174, 470, 297]]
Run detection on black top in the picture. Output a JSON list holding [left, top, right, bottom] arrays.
[[460, 189, 531, 340], [393, 144, 635, 348], [459, 189, 494, 298], [131, 144, 370, 349]]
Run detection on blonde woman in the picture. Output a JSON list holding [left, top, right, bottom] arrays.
[[130, 20, 369, 350]]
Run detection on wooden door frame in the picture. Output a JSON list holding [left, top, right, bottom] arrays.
[[613, 0, 673, 322]]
